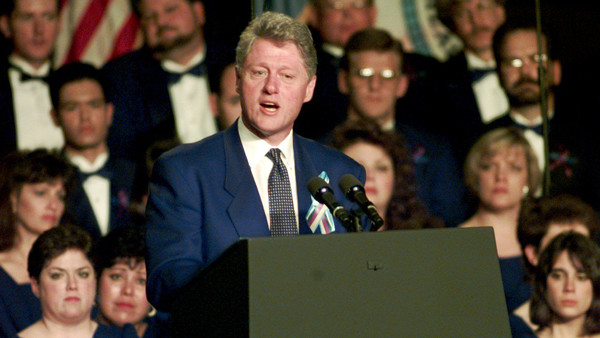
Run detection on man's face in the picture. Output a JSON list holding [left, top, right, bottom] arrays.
[[498, 29, 560, 108], [451, 0, 505, 55], [216, 64, 241, 128], [0, 0, 59, 67], [53, 79, 114, 152], [138, 0, 204, 54], [237, 38, 316, 146], [339, 50, 407, 125], [314, 0, 376, 47]]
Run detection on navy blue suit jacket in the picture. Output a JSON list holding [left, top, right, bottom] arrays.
[[145, 124, 366, 311], [66, 155, 136, 242]]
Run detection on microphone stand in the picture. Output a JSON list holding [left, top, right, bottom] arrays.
[[535, 0, 551, 196]]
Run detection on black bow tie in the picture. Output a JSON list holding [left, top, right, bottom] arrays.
[[78, 165, 112, 182], [166, 62, 206, 84], [10, 64, 50, 83], [513, 121, 544, 136], [469, 68, 495, 83]]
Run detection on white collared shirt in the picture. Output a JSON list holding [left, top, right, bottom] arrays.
[[162, 50, 217, 144], [466, 51, 509, 124], [8, 55, 64, 151], [238, 119, 299, 229], [69, 152, 111, 236]]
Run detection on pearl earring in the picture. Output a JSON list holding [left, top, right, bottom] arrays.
[[522, 185, 530, 196]]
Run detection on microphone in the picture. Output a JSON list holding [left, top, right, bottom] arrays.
[[307, 176, 358, 232], [339, 174, 384, 231]]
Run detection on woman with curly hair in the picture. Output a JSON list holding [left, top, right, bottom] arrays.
[[331, 119, 442, 230]]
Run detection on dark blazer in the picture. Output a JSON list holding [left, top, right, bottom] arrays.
[[101, 46, 220, 162], [0, 60, 17, 157], [66, 155, 136, 242], [145, 124, 366, 311]]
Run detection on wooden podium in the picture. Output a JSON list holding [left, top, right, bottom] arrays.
[[171, 228, 510, 337]]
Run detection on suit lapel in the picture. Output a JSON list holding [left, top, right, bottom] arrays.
[[0, 62, 17, 156], [223, 126, 271, 237], [293, 135, 319, 235]]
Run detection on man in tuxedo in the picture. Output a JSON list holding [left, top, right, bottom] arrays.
[[0, 0, 63, 157], [487, 21, 600, 208], [145, 11, 366, 311], [337, 28, 467, 226], [435, 0, 508, 161], [49, 62, 136, 242], [102, 0, 219, 163]]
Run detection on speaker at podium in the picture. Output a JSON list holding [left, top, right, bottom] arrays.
[[171, 227, 510, 337]]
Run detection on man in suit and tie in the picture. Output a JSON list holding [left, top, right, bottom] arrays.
[[49, 62, 136, 242], [145, 11, 366, 311], [435, 0, 508, 161], [102, 0, 220, 163], [486, 21, 600, 209], [0, 0, 63, 157]]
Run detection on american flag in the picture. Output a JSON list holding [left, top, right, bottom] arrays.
[[54, 0, 143, 68]]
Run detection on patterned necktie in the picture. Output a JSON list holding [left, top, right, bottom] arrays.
[[266, 148, 298, 236]]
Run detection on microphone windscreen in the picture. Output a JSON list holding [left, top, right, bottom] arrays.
[[339, 174, 362, 196], [307, 176, 329, 197]]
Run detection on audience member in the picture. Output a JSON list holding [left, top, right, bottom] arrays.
[[95, 225, 168, 338], [331, 119, 442, 230], [513, 233, 600, 337], [145, 11, 366, 311], [209, 61, 241, 130], [460, 127, 540, 311], [435, 0, 509, 161], [19, 224, 131, 337], [102, 0, 219, 163], [510, 194, 600, 333], [337, 28, 467, 226], [0, 149, 74, 337], [0, 0, 63, 157], [49, 62, 136, 242], [487, 20, 600, 209]]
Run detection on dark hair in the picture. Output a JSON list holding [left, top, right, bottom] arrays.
[[49, 62, 107, 111], [28, 223, 95, 280], [94, 225, 146, 275], [0, 150, 76, 251], [330, 119, 442, 229], [435, 0, 505, 32], [492, 19, 557, 66], [518, 195, 600, 282], [309, 0, 374, 12], [2, 0, 60, 16], [530, 232, 600, 334], [340, 28, 405, 73]]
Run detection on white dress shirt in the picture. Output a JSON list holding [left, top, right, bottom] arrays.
[[466, 52, 509, 124], [69, 152, 111, 236], [238, 119, 299, 229], [9, 55, 64, 151], [162, 50, 217, 144]]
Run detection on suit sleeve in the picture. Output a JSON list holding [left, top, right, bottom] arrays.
[[145, 155, 205, 311]]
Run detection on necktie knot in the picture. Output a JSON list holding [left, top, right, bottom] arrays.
[[266, 148, 282, 164]]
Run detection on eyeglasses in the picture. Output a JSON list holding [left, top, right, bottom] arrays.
[[502, 53, 548, 69], [351, 68, 398, 80], [322, 0, 370, 11]]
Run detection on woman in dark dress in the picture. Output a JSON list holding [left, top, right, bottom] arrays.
[[95, 225, 168, 337], [0, 150, 74, 337]]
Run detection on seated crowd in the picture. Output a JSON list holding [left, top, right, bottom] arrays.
[[1, 0, 599, 337]]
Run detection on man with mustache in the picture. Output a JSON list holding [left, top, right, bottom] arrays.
[[486, 21, 599, 206], [101, 0, 220, 165], [434, 0, 508, 162]]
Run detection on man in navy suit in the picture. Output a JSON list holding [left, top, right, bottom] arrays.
[[49, 62, 136, 242], [0, 0, 63, 157], [145, 11, 366, 311], [336, 28, 468, 226], [102, 0, 220, 163]]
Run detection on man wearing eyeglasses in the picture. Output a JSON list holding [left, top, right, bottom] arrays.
[[486, 21, 599, 205], [294, 0, 376, 140], [337, 28, 467, 227]]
